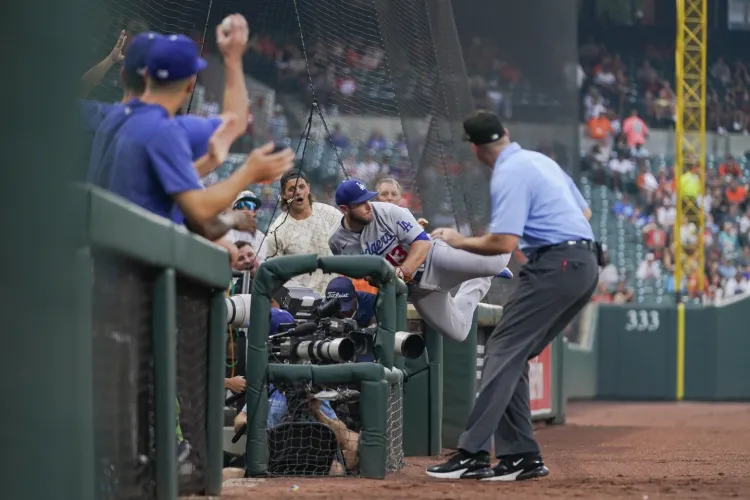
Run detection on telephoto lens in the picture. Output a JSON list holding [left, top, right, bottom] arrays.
[[226, 294, 252, 328], [393, 331, 426, 359], [295, 338, 356, 363]]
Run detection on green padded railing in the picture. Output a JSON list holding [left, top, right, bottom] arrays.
[[78, 185, 230, 500], [244, 255, 401, 478]]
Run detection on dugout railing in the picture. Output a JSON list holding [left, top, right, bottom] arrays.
[[244, 254, 410, 479], [78, 185, 229, 500]]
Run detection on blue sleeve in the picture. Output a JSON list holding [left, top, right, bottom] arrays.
[[176, 115, 223, 160], [411, 231, 430, 243], [78, 100, 115, 133], [321, 401, 338, 420], [488, 165, 531, 236], [146, 124, 203, 196], [565, 173, 589, 210]]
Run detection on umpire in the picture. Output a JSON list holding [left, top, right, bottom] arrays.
[[426, 111, 599, 482]]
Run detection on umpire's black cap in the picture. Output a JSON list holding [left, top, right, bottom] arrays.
[[462, 111, 506, 145]]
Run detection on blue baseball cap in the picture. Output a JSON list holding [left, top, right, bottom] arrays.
[[124, 31, 164, 75], [325, 277, 356, 312], [146, 34, 207, 82], [270, 308, 295, 335], [176, 115, 223, 159], [335, 179, 378, 206]]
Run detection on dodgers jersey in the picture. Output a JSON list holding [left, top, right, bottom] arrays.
[[328, 202, 428, 272]]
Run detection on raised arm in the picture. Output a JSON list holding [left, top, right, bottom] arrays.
[[80, 30, 126, 97], [215, 15, 251, 140]]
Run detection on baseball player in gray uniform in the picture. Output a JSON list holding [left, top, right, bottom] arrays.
[[328, 179, 512, 343]]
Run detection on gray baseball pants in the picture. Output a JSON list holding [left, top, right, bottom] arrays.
[[410, 239, 511, 343], [457, 244, 598, 457]]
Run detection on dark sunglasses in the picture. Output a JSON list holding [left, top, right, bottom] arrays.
[[234, 201, 257, 211]]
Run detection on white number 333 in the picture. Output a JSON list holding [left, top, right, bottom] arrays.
[[625, 309, 660, 332]]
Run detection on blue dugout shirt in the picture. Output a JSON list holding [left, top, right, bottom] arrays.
[[488, 143, 594, 253], [80, 99, 222, 160], [87, 99, 203, 220]]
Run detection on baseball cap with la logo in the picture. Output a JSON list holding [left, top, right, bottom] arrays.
[[335, 179, 378, 206]]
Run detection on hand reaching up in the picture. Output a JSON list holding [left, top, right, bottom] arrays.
[[216, 14, 249, 62]]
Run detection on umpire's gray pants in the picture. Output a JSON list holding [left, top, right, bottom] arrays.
[[457, 245, 598, 457]]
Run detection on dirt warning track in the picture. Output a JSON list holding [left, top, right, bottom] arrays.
[[223, 402, 750, 499]]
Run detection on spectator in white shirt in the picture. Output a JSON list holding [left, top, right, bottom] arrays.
[[656, 199, 677, 227], [608, 152, 634, 193], [227, 191, 267, 262], [266, 171, 342, 295], [636, 253, 662, 280], [724, 272, 749, 297]]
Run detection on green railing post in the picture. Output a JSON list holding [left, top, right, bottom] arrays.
[[75, 247, 96, 500], [394, 279, 408, 371], [153, 269, 177, 500], [246, 255, 397, 474], [206, 289, 228, 495]]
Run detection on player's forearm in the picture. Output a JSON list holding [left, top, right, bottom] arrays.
[[80, 58, 115, 97], [186, 214, 237, 241], [455, 234, 515, 256], [192, 168, 257, 221], [400, 241, 430, 273], [222, 58, 249, 138], [194, 153, 221, 178]]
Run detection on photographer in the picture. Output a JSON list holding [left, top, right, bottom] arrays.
[[229, 309, 361, 476], [324, 277, 377, 329]]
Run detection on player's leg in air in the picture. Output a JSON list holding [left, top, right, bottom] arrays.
[[412, 238, 512, 342]]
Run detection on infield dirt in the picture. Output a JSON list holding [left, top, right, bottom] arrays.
[[222, 401, 750, 499]]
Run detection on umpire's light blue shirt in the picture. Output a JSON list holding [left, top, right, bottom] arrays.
[[488, 142, 593, 253], [87, 99, 202, 220]]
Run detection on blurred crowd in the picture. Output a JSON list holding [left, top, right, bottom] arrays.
[[104, 4, 750, 306]]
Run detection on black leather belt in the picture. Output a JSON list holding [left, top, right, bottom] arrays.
[[535, 240, 596, 255]]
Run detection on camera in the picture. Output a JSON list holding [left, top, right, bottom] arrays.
[[267, 320, 358, 364]]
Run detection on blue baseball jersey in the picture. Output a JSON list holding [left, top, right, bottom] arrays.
[[87, 99, 202, 220], [488, 143, 594, 253], [79, 99, 222, 161]]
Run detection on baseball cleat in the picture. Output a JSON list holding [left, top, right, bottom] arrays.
[[425, 450, 490, 479], [478, 455, 549, 482], [496, 267, 514, 279]]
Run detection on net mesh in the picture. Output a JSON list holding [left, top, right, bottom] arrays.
[[265, 381, 404, 476], [91, 253, 157, 500], [386, 380, 404, 472], [199, 0, 483, 237], [85, 0, 213, 104], [452, 0, 580, 306], [175, 277, 211, 495]]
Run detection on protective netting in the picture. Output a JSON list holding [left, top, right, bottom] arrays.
[[265, 382, 404, 476], [386, 380, 405, 472], [452, 0, 580, 306], [200, 0, 483, 236], [85, 0, 213, 105], [175, 277, 211, 495], [91, 253, 157, 500]]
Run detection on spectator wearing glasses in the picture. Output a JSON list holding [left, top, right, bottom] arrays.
[[227, 190, 267, 262]]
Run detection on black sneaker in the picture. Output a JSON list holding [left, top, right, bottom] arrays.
[[425, 450, 491, 479], [480, 455, 549, 482]]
